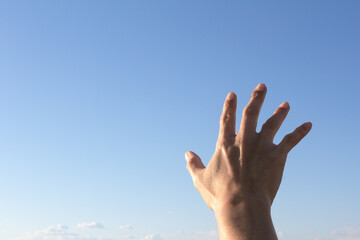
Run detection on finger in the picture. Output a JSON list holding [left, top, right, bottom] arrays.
[[185, 151, 205, 179], [260, 102, 290, 143], [218, 92, 237, 141], [278, 122, 312, 154], [237, 83, 267, 141]]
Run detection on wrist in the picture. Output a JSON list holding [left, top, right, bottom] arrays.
[[214, 195, 271, 217], [214, 197, 276, 240]]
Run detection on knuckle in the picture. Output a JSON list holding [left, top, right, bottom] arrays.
[[243, 105, 258, 116], [252, 90, 263, 99], [227, 145, 240, 161], [299, 125, 309, 135], [220, 112, 230, 124], [225, 100, 232, 108], [281, 133, 295, 146], [216, 139, 228, 150], [284, 133, 294, 142], [273, 107, 287, 115], [187, 158, 196, 167], [269, 147, 283, 161], [186, 160, 197, 171]]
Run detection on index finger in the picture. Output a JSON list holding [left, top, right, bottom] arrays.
[[218, 92, 237, 142]]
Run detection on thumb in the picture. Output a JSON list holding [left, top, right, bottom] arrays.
[[185, 151, 205, 177]]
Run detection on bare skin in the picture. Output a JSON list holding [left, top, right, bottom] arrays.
[[185, 83, 312, 240]]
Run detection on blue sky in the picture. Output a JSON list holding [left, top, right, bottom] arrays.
[[0, 1, 359, 240]]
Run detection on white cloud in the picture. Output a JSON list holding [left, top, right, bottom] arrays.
[[118, 225, 133, 230], [278, 231, 284, 238], [140, 233, 164, 240], [77, 222, 105, 229], [15, 225, 219, 240], [14, 224, 96, 240]]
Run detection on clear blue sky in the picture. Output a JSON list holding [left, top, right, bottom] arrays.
[[0, 1, 359, 240]]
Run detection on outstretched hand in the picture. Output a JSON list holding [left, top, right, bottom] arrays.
[[185, 83, 312, 240]]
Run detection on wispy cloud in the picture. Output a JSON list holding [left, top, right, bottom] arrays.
[[331, 226, 360, 240], [140, 233, 164, 240], [15, 224, 219, 240], [118, 225, 133, 230], [14, 224, 94, 240], [77, 222, 105, 229], [315, 226, 360, 240]]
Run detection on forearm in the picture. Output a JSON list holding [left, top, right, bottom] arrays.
[[214, 199, 278, 240]]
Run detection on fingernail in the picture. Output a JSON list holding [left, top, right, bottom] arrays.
[[302, 122, 312, 130], [279, 102, 289, 109], [227, 92, 236, 100], [255, 83, 266, 91]]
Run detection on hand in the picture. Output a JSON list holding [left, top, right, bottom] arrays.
[[185, 83, 312, 240]]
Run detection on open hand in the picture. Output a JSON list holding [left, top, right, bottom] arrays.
[[185, 83, 312, 212]]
